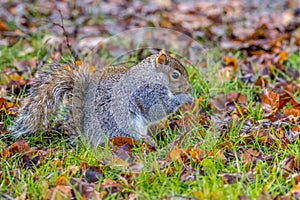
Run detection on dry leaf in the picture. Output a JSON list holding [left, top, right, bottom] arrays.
[[261, 88, 279, 117], [55, 175, 68, 186], [2, 137, 30, 159]]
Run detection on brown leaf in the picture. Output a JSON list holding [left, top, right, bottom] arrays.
[[85, 166, 103, 183], [219, 173, 240, 184], [213, 149, 227, 163], [282, 156, 298, 177], [261, 88, 279, 117], [16, 189, 26, 200], [254, 76, 268, 87], [112, 145, 134, 162], [100, 178, 123, 194], [211, 93, 226, 112], [13, 58, 36, 73], [0, 97, 19, 116], [274, 51, 289, 64], [48, 185, 74, 199], [283, 108, 300, 123], [67, 166, 79, 177], [180, 166, 197, 182], [287, 126, 300, 142], [167, 145, 204, 164], [240, 148, 259, 165], [0, 21, 9, 31], [70, 177, 96, 199], [128, 193, 136, 200], [226, 92, 248, 105], [278, 92, 300, 111], [118, 172, 139, 187], [51, 159, 62, 168], [0, 98, 4, 108], [75, 60, 83, 67], [223, 56, 238, 71], [128, 162, 145, 173], [2, 137, 30, 159], [290, 182, 300, 199], [110, 137, 138, 152], [55, 175, 68, 186], [167, 144, 183, 163], [101, 156, 129, 168], [187, 148, 204, 163]]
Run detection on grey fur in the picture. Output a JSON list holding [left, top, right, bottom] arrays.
[[10, 51, 193, 146]]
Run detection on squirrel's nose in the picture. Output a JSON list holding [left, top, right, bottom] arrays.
[[186, 84, 192, 92]]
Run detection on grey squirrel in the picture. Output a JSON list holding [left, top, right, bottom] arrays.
[[10, 50, 194, 146]]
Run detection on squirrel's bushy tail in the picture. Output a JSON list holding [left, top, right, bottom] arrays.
[[10, 62, 89, 137]]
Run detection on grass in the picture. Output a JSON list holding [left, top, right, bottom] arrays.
[[0, 123, 299, 200], [1, 29, 300, 200]]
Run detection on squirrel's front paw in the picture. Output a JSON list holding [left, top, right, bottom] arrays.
[[175, 93, 194, 105]]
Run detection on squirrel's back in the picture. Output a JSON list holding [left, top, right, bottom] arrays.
[[81, 66, 130, 145]]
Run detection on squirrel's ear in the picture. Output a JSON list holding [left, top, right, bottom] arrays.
[[155, 50, 168, 65]]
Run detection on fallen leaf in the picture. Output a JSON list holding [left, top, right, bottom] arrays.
[[48, 185, 74, 199], [289, 182, 300, 199], [2, 137, 30, 159], [223, 56, 238, 71], [261, 88, 279, 117], [100, 178, 123, 194], [0, 21, 9, 31], [70, 177, 96, 199], [85, 166, 103, 183], [55, 175, 68, 186], [110, 137, 138, 152], [167, 144, 183, 163], [282, 156, 298, 177]]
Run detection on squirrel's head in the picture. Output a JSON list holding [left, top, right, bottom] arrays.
[[155, 50, 192, 95]]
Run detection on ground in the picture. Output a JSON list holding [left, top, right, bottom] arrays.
[[0, 0, 300, 199]]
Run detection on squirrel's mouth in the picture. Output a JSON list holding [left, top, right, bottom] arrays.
[[172, 85, 192, 94]]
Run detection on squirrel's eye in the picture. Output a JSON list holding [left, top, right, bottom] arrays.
[[171, 70, 180, 80]]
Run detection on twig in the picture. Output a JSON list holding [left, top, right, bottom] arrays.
[[52, 9, 80, 61]]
